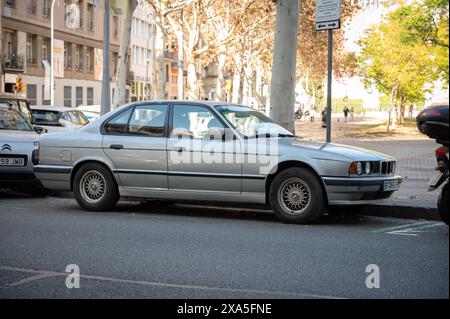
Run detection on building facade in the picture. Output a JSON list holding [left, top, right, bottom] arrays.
[[1, 0, 126, 108]]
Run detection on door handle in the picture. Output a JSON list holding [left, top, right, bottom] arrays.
[[110, 144, 123, 150], [171, 147, 186, 153]]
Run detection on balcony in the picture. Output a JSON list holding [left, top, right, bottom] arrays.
[[3, 54, 25, 73]]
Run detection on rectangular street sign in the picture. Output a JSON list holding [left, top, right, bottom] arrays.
[[315, 20, 340, 31], [315, 0, 341, 30]]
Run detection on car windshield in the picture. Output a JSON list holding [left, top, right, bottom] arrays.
[[215, 105, 294, 138], [31, 110, 60, 125], [0, 109, 33, 131]]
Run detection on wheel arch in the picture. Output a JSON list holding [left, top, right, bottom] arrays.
[[70, 159, 117, 191], [264, 160, 328, 205]]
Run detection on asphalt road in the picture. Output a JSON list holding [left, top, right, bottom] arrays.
[[0, 191, 448, 299]]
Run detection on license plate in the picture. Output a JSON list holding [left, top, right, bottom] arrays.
[[428, 171, 444, 188], [0, 157, 25, 167], [383, 180, 399, 191]]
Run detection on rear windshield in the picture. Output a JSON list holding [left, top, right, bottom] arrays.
[[31, 110, 60, 126], [0, 109, 33, 131], [0, 99, 33, 124]]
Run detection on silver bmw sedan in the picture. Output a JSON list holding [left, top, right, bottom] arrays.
[[34, 101, 402, 224]]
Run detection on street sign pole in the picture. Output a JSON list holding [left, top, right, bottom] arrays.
[[326, 29, 333, 143], [315, 0, 341, 143]]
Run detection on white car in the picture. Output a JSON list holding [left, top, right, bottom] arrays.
[[76, 105, 100, 122], [0, 104, 43, 193], [31, 106, 90, 133]]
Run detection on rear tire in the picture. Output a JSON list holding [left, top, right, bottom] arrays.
[[438, 183, 448, 226], [269, 167, 325, 224], [73, 163, 119, 211]]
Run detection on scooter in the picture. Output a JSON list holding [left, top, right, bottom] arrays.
[[428, 144, 449, 225]]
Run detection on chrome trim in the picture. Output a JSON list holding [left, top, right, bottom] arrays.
[[34, 165, 72, 174], [323, 175, 402, 186], [113, 169, 265, 180]]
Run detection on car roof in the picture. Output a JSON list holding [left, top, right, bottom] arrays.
[[131, 100, 243, 108], [30, 105, 78, 112], [0, 92, 28, 101]]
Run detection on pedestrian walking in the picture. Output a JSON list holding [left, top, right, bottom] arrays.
[[408, 104, 414, 117], [321, 107, 327, 128], [343, 106, 350, 123], [350, 106, 354, 120]]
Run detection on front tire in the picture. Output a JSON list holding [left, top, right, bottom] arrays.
[[269, 167, 325, 224], [438, 183, 448, 226], [73, 163, 119, 211]]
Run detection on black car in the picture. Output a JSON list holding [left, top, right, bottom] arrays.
[[416, 103, 449, 144]]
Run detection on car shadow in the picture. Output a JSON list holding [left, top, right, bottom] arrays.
[[112, 199, 367, 226], [0, 188, 377, 227]]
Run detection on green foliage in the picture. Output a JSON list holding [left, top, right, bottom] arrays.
[[357, 2, 442, 106], [391, 0, 449, 85]]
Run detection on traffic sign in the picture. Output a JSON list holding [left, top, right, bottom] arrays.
[[315, 20, 340, 31], [315, 0, 341, 31]]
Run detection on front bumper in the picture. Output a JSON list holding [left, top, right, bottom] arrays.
[[322, 175, 402, 205]]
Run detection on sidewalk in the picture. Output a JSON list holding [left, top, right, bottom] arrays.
[[296, 115, 441, 219]]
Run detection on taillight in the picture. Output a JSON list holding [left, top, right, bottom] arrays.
[[32, 142, 40, 165], [435, 146, 448, 165], [424, 109, 442, 116]]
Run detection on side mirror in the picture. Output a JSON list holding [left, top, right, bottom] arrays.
[[34, 126, 47, 134]]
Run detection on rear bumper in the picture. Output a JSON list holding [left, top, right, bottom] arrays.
[[33, 165, 72, 191], [323, 175, 402, 205], [0, 172, 43, 189]]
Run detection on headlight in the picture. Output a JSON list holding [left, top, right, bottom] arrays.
[[365, 162, 371, 175], [356, 161, 363, 175], [391, 162, 395, 174]]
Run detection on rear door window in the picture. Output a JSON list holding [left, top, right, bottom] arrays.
[[127, 104, 168, 137]]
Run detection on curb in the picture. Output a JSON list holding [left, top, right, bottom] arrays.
[[360, 204, 441, 221]]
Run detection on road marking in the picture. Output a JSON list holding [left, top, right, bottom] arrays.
[[386, 222, 445, 237], [6, 272, 62, 287], [373, 221, 445, 237], [0, 265, 345, 299], [373, 221, 431, 233]]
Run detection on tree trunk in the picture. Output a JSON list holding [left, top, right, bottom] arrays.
[[387, 85, 398, 133], [242, 65, 252, 106], [154, 14, 166, 100], [112, 0, 137, 109], [177, 10, 184, 100], [231, 62, 241, 104], [269, 0, 300, 133], [399, 96, 406, 124], [216, 49, 227, 101], [187, 62, 198, 100]]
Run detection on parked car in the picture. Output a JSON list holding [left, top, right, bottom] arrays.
[[0, 92, 34, 125], [416, 103, 449, 143], [31, 106, 90, 133], [76, 105, 100, 122], [0, 104, 43, 194], [34, 101, 402, 224]]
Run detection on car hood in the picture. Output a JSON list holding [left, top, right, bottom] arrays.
[[0, 130, 39, 143], [280, 138, 396, 161]]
